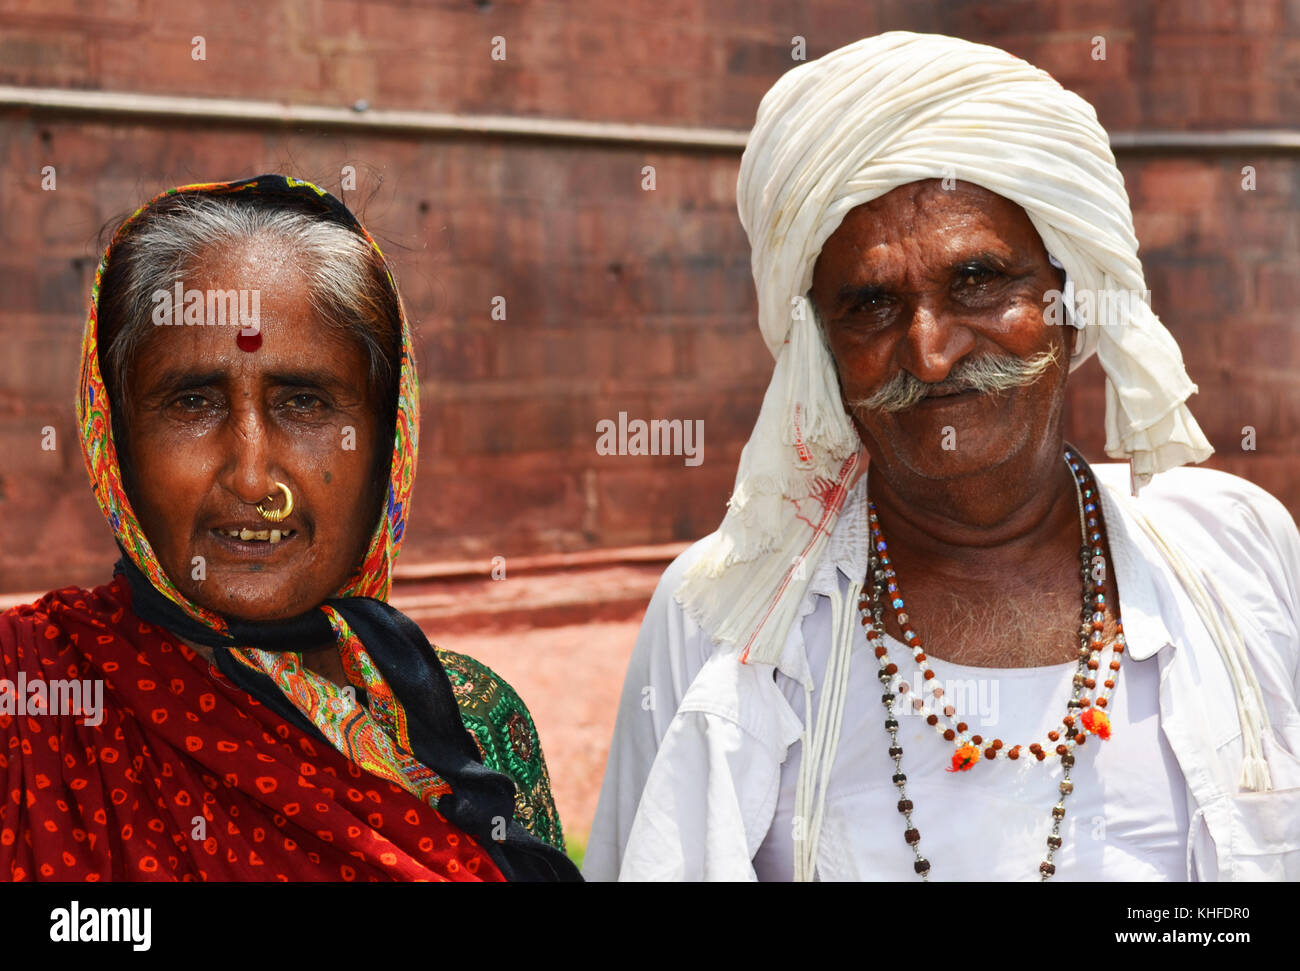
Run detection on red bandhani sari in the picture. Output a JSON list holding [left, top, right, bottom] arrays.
[[0, 575, 503, 882]]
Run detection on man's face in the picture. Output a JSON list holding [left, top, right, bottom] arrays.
[[810, 180, 1071, 483]]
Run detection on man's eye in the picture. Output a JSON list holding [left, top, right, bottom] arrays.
[[849, 290, 891, 313], [287, 393, 325, 411], [956, 264, 997, 287]]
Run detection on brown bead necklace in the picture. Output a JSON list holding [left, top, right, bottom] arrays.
[[860, 448, 1124, 880]]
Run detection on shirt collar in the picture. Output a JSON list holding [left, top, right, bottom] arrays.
[[1093, 465, 1177, 661], [808, 473, 869, 600], [772, 476, 868, 686]]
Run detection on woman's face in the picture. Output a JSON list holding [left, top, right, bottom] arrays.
[[123, 235, 385, 622]]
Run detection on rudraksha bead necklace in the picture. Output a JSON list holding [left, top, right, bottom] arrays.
[[861, 447, 1124, 880]]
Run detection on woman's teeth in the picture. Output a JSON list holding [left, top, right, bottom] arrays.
[[218, 528, 295, 543]]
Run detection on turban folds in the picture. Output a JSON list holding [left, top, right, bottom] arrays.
[[677, 31, 1213, 665]]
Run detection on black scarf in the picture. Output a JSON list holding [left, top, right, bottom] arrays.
[[116, 552, 582, 883]]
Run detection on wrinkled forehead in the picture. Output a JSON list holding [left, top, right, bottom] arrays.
[[813, 179, 1055, 279]]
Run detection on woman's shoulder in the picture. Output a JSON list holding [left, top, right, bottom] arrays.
[[434, 648, 547, 774], [434, 647, 535, 740], [433, 646, 566, 851], [0, 578, 128, 658]]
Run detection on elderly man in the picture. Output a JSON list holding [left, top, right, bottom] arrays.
[[585, 32, 1300, 882]]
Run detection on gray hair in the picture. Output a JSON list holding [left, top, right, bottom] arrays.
[[97, 190, 402, 471]]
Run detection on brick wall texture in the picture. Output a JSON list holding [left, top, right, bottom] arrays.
[[1, 0, 1298, 594]]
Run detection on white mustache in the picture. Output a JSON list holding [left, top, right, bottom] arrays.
[[848, 345, 1060, 414]]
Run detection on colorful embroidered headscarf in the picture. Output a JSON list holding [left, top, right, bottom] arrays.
[[76, 175, 578, 882]]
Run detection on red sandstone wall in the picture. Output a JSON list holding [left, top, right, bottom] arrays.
[[0, 0, 1297, 594]]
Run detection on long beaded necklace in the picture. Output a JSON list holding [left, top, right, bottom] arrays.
[[861, 447, 1125, 880]]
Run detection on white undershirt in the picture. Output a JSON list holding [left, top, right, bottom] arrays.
[[752, 625, 1189, 881]]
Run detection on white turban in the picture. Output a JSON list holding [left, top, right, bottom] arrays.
[[677, 31, 1214, 665]]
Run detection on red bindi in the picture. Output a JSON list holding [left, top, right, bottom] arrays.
[[236, 330, 263, 352]]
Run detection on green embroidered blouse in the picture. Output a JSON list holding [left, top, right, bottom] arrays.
[[436, 647, 566, 853]]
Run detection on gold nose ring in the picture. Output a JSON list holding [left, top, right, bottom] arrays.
[[256, 481, 294, 522]]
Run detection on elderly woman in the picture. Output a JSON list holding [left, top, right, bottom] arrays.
[[0, 175, 579, 882]]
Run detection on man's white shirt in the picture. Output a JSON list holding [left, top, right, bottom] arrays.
[[584, 464, 1300, 881]]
